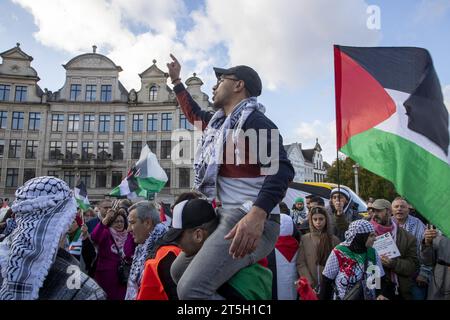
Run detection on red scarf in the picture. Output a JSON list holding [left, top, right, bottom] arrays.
[[370, 219, 394, 236]]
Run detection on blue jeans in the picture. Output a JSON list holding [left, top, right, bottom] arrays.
[[170, 207, 280, 300]]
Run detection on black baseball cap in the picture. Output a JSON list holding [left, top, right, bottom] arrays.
[[163, 198, 217, 242], [213, 65, 262, 97]]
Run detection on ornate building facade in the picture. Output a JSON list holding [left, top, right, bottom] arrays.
[[284, 139, 327, 183], [0, 44, 212, 202]]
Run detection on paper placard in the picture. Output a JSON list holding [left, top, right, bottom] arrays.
[[373, 232, 401, 259]]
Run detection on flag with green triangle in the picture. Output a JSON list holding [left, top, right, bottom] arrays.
[[110, 144, 168, 199]]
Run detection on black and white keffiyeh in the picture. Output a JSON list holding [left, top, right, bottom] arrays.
[[0, 176, 77, 300], [341, 219, 375, 247], [194, 97, 265, 197], [125, 222, 168, 300]]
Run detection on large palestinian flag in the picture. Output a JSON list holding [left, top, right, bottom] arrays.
[[334, 45, 450, 236]]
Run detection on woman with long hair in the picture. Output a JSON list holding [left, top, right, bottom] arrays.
[[296, 206, 340, 297]]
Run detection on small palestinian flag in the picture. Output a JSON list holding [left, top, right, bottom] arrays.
[[74, 181, 91, 211], [334, 45, 450, 236], [110, 144, 168, 199]]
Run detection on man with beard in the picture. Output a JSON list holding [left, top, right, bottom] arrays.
[[370, 199, 419, 300], [166, 54, 294, 299]]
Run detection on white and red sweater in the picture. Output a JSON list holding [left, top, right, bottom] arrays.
[[174, 84, 294, 214]]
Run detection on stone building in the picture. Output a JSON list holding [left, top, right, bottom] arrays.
[[284, 139, 327, 183], [0, 44, 212, 203]]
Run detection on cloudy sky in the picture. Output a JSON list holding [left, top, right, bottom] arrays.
[[1, 0, 449, 163]]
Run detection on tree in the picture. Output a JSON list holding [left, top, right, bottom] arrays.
[[325, 157, 398, 201]]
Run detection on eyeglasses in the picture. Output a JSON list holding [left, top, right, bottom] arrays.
[[216, 76, 240, 86]]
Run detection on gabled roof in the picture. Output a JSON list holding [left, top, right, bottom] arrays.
[[0, 43, 33, 62], [63, 53, 122, 71], [301, 149, 315, 162], [185, 73, 203, 86], [139, 60, 167, 78]]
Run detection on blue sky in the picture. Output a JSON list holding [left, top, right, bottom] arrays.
[[1, 0, 449, 163]]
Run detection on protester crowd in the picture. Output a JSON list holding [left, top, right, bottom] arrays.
[[0, 180, 448, 301], [0, 55, 448, 301]]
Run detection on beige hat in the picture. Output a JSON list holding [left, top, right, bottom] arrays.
[[372, 199, 391, 210]]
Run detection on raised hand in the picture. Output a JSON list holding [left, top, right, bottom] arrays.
[[81, 224, 89, 240], [167, 53, 181, 84], [424, 228, 438, 246]]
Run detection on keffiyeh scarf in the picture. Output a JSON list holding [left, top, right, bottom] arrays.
[[0, 176, 77, 300], [341, 219, 375, 247], [194, 97, 266, 197], [125, 223, 168, 300]]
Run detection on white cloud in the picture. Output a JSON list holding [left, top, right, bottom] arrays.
[[11, 0, 188, 89], [11, 0, 381, 92], [13, 0, 134, 53], [287, 120, 337, 164], [185, 0, 381, 91]]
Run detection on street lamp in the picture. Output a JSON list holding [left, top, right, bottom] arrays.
[[352, 163, 360, 196]]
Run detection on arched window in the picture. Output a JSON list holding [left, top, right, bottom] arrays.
[[149, 85, 158, 101]]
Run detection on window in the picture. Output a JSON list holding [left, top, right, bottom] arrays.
[[112, 171, 123, 187], [81, 141, 93, 160], [14, 86, 27, 102], [70, 84, 81, 101], [6, 168, 19, 187], [147, 113, 157, 131], [0, 111, 7, 129], [0, 85, 10, 101], [85, 85, 96, 101], [161, 140, 171, 159], [66, 141, 78, 159], [97, 142, 109, 160], [99, 115, 110, 133], [28, 112, 41, 131], [0, 140, 4, 158], [51, 114, 64, 132], [47, 170, 58, 178], [23, 169, 36, 184], [146, 140, 157, 154], [80, 171, 91, 188], [164, 168, 171, 188], [26, 140, 38, 159], [131, 141, 142, 159], [96, 171, 107, 188], [149, 86, 158, 101], [179, 168, 190, 188], [64, 171, 75, 188], [67, 114, 80, 132], [83, 114, 95, 132], [101, 85, 112, 102], [8, 139, 21, 158], [179, 114, 192, 130], [132, 114, 143, 132], [11, 112, 24, 130], [113, 141, 124, 160], [114, 115, 125, 133], [161, 113, 172, 131], [49, 141, 62, 160]]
